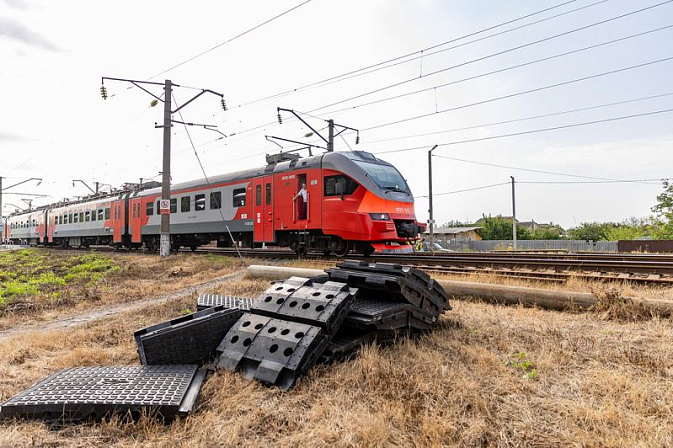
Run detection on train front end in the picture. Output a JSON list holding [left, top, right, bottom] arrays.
[[322, 151, 421, 254]]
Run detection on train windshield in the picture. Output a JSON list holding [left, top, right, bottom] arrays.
[[356, 161, 410, 194]]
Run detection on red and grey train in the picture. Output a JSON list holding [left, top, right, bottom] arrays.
[[2, 150, 423, 255]]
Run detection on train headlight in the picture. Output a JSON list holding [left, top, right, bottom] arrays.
[[369, 213, 390, 221]]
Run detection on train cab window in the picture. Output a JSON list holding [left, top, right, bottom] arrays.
[[98, 209, 104, 220], [195, 194, 206, 211], [324, 175, 359, 197], [255, 185, 261, 206], [210, 192, 221, 210], [265, 183, 271, 206], [105, 208, 110, 220], [233, 188, 246, 207], [85, 211, 91, 222], [146, 202, 154, 216], [181, 197, 190, 213], [170, 198, 177, 214]]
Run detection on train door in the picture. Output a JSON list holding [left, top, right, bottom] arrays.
[[253, 176, 274, 243], [112, 200, 125, 243], [129, 198, 142, 243]]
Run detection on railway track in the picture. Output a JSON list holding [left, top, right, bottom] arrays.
[[188, 247, 673, 285]]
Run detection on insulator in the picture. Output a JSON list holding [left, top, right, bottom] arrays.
[[355, 135, 360, 145], [277, 113, 283, 125], [221, 98, 227, 111], [100, 85, 108, 100]]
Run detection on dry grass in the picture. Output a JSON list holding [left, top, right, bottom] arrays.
[[0, 253, 671, 447]]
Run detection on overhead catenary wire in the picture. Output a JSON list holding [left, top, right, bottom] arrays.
[[231, 0, 595, 108], [432, 154, 665, 184], [321, 24, 673, 118], [148, 0, 313, 80], [214, 0, 607, 138], [308, 0, 673, 114], [366, 91, 673, 145], [374, 107, 673, 155], [365, 56, 673, 133], [217, 2, 671, 142]]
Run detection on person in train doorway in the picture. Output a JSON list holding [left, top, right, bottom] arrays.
[[294, 182, 307, 220]]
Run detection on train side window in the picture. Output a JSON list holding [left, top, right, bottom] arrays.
[[181, 196, 190, 212], [79, 212, 84, 222], [170, 198, 177, 213], [73, 214, 79, 224], [255, 185, 261, 206], [195, 194, 206, 211], [233, 188, 246, 207], [105, 208, 110, 220], [324, 175, 359, 197], [265, 183, 271, 205], [98, 209, 104, 220], [210, 192, 221, 210], [156, 200, 161, 214], [85, 211, 91, 222], [91, 211, 96, 222], [146, 202, 154, 216]]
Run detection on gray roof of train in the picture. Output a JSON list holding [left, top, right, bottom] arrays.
[[130, 150, 401, 198]]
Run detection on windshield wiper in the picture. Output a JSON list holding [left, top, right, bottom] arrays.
[[383, 186, 410, 194]]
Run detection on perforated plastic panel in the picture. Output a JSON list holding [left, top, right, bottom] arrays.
[[216, 313, 327, 390], [251, 277, 356, 334], [135, 306, 242, 366], [196, 294, 254, 311], [0, 365, 205, 422], [337, 260, 451, 311]]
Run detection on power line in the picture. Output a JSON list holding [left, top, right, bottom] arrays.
[[231, 0, 591, 108], [309, 0, 673, 114], [432, 154, 663, 184], [365, 56, 673, 133], [214, 0, 600, 138], [424, 177, 668, 198], [148, 0, 313, 80], [374, 107, 673, 155], [322, 24, 673, 118], [367, 91, 673, 144]]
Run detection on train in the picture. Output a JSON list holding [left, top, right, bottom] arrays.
[[2, 150, 423, 255]]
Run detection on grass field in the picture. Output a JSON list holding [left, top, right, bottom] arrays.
[[0, 249, 671, 447]]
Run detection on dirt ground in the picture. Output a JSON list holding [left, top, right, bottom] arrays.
[[0, 250, 671, 447]]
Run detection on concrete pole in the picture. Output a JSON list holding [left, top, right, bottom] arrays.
[[327, 119, 334, 152], [511, 176, 517, 251], [160, 80, 173, 258], [428, 144, 438, 250]]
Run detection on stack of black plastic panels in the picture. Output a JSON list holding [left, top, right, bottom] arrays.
[[135, 305, 242, 366], [196, 293, 254, 312], [325, 260, 450, 331], [0, 365, 206, 423], [215, 277, 357, 390]]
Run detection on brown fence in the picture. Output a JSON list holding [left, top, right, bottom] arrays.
[[618, 240, 673, 253]]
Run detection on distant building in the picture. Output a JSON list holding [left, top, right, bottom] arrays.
[[424, 226, 482, 244]]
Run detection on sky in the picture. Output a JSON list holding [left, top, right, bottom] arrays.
[[1, 0, 672, 228]]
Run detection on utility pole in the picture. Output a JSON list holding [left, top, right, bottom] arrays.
[[428, 144, 438, 251], [511, 176, 517, 251], [160, 80, 173, 258], [327, 119, 334, 152], [101, 77, 225, 258], [277, 108, 359, 153]]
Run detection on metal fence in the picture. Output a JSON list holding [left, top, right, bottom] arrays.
[[441, 239, 618, 253]]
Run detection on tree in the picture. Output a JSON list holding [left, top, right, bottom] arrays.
[[439, 220, 473, 228], [651, 180, 673, 239], [567, 222, 611, 241], [476, 216, 530, 240], [530, 227, 562, 240]]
